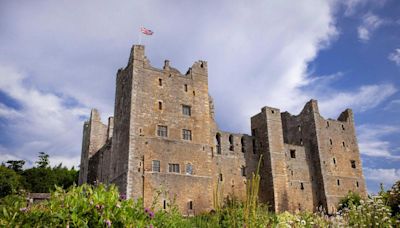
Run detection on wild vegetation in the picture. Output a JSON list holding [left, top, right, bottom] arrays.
[[0, 152, 79, 197], [0, 154, 399, 227]]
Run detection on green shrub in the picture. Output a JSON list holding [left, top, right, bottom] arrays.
[[338, 191, 361, 211], [0, 165, 22, 197]]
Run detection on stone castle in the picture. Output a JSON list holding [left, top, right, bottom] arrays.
[[79, 45, 367, 215]]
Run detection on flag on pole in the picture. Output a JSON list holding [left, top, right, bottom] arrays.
[[141, 27, 154, 35]]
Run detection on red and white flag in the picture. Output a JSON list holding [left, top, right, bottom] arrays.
[[141, 27, 154, 35]]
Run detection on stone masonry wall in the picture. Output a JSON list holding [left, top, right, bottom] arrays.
[[81, 45, 367, 215]]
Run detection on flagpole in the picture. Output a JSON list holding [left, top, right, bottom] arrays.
[[138, 26, 142, 45]]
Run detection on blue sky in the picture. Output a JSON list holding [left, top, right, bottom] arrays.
[[0, 0, 399, 193]]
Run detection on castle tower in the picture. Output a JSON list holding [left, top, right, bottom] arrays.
[[108, 45, 216, 213], [251, 107, 289, 212], [78, 109, 108, 185]]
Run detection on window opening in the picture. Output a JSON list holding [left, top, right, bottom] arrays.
[[157, 125, 168, 137], [229, 135, 234, 151], [182, 129, 192, 140], [182, 105, 191, 116], [186, 163, 193, 175], [216, 133, 221, 154], [168, 163, 180, 173], [290, 150, 296, 158], [152, 160, 160, 172], [351, 160, 356, 169]]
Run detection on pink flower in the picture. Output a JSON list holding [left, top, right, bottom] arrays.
[[149, 211, 154, 219], [105, 219, 112, 227], [19, 207, 28, 212]]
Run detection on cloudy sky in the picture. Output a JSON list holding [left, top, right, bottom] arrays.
[[0, 0, 399, 193]]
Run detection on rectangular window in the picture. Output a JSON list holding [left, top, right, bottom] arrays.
[[157, 125, 168, 137], [182, 129, 192, 140], [182, 105, 191, 116], [351, 160, 356, 169], [186, 163, 193, 175], [168, 163, 180, 173], [290, 149, 296, 158], [152, 160, 160, 172], [241, 166, 246, 177]]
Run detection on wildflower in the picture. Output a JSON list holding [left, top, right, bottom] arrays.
[[120, 193, 126, 200], [19, 207, 28, 212], [300, 220, 306, 225], [149, 225, 153, 228], [105, 219, 112, 227], [116, 203, 121, 208], [149, 211, 154, 219], [144, 208, 149, 213]]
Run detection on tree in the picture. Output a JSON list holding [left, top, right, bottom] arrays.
[[6, 160, 25, 173], [36, 152, 49, 168], [0, 166, 21, 197]]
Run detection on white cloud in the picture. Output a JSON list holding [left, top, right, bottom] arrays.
[[0, 65, 89, 168], [363, 167, 400, 187], [317, 84, 397, 118], [357, 12, 385, 42], [388, 48, 400, 66], [0, 1, 396, 169], [343, 0, 387, 17], [357, 124, 400, 159]]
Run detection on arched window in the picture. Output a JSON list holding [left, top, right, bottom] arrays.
[[186, 163, 193, 175], [241, 137, 245, 153], [216, 133, 221, 154], [229, 135, 234, 151]]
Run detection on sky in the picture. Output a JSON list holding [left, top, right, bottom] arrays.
[[0, 0, 399, 194]]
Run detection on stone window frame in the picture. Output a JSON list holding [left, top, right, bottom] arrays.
[[182, 129, 192, 141], [152, 160, 160, 172], [168, 163, 180, 173], [182, 105, 191, 116], [350, 160, 356, 169], [184, 84, 188, 92], [290, 149, 296, 158], [241, 137, 245, 153], [188, 200, 193, 210], [158, 78, 163, 86], [241, 166, 246, 177], [158, 101, 163, 110], [185, 163, 193, 175], [157, 125, 168, 137], [216, 133, 221, 155], [229, 134, 234, 151]]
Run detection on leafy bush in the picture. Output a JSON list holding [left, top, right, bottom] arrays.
[[338, 191, 361, 211], [0, 166, 22, 197]]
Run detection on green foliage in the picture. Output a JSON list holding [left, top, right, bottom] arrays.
[[338, 191, 361, 211], [387, 181, 400, 216], [340, 195, 394, 227], [5, 160, 25, 173], [0, 166, 22, 197], [36, 152, 50, 168]]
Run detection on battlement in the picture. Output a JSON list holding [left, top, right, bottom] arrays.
[[124, 45, 208, 79]]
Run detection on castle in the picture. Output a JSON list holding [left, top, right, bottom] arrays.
[[79, 45, 367, 215]]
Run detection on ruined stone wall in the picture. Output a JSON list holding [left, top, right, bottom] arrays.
[[87, 140, 111, 184], [314, 108, 367, 213], [283, 144, 314, 211], [108, 59, 133, 195], [78, 109, 108, 185], [251, 107, 289, 212], [212, 132, 258, 202], [281, 101, 325, 211]]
